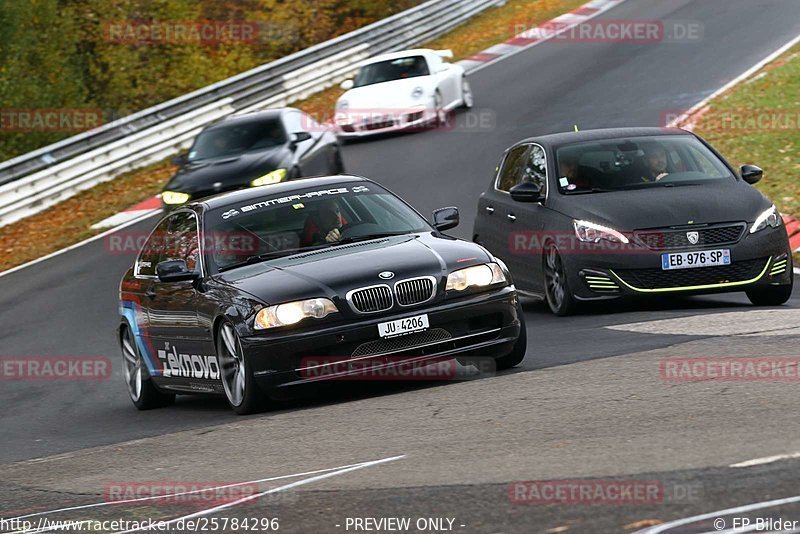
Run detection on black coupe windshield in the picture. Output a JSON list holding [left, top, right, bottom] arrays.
[[353, 56, 429, 87], [556, 135, 735, 194], [188, 118, 286, 161], [207, 184, 431, 270]]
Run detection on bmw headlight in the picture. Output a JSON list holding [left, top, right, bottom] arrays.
[[573, 220, 629, 244], [250, 168, 287, 187], [411, 87, 424, 99], [750, 205, 782, 234], [446, 263, 507, 292], [254, 298, 338, 330], [161, 191, 190, 205]]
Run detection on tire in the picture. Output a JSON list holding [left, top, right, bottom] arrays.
[[495, 303, 527, 370], [460, 77, 474, 109], [543, 243, 579, 316], [217, 321, 269, 415], [747, 283, 793, 306], [120, 326, 175, 410], [433, 91, 448, 126], [288, 166, 301, 180]]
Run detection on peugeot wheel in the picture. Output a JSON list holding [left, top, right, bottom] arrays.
[[460, 77, 474, 109], [544, 244, 578, 316]]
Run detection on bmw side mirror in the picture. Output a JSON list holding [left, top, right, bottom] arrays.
[[509, 181, 544, 203], [740, 164, 763, 184], [290, 131, 312, 149], [340, 79, 354, 90], [156, 259, 199, 283], [432, 207, 459, 231], [171, 152, 187, 166]]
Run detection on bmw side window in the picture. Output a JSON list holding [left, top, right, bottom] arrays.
[[163, 212, 201, 274], [522, 145, 547, 195], [136, 218, 171, 277], [496, 145, 530, 192]]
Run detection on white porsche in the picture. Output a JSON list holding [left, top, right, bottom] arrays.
[[334, 49, 473, 138]]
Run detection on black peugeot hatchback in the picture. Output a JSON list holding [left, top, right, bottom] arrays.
[[473, 127, 792, 315], [160, 108, 344, 208]]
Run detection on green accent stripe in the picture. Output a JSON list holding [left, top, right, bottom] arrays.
[[609, 259, 771, 293]]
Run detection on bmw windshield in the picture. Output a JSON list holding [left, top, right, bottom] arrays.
[[188, 119, 287, 162], [207, 184, 432, 271], [556, 135, 736, 194]]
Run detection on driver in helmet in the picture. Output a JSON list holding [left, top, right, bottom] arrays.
[[302, 198, 345, 246]]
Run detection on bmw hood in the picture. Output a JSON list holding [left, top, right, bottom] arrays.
[[555, 181, 772, 232], [216, 233, 494, 306], [165, 146, 290, 194]]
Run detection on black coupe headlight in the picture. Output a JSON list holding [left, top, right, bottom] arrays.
[[750, 205, 782, 234], [254, 298, 338, 330], [446, 263, 507, 292]]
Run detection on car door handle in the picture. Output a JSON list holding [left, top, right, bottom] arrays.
[[485, 206, 495, 214], [507, 214, 516, 222]]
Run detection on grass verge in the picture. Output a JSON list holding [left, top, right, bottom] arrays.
[[0, 0, 590, 274]]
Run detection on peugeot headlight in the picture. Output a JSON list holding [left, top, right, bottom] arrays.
[[254, 298, 338, 330], [161, 191, 190, 205], [446, 263, 507, 292], [411, 87, 424, 99], [573, 220, 629, 244], [250, 168, 287, 187], [750, 205, 782, 234]]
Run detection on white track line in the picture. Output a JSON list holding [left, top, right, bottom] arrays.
[[634, 495, 800, 533], [668, 33, 800, 128], [730, 451, 800, 468], [0, 209, 160, 280], [111, 454, 404, 534], [3, 459, 386, 523]]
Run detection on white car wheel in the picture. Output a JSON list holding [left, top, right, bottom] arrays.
[[460, 77, 474, 109]]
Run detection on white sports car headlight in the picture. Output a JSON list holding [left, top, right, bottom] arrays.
[[750, 205, 782, 233], [573, 220, 629, 244], [255, 298, 338, 330], [446, 263, 506, 292]]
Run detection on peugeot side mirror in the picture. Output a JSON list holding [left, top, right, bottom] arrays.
[[340, 79, 354, 90], [740, 164, 763, 184], [509, 181, 544, 203], [432, 207, 459, 231], [156, 259, 199, 283]]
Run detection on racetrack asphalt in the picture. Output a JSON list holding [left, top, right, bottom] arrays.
[[2, 0, 800, 532]]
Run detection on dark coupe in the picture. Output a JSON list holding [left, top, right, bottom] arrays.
[[473, 128, 793, 315], [161, 108, 344, 207], [119, 176, 525, 413]]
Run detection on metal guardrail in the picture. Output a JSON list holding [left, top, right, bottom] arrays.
[[0, 0, 503, 227]]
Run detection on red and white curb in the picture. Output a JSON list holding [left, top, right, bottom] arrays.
[[91, 196, 162, 230], [456, 0, 627, 72]]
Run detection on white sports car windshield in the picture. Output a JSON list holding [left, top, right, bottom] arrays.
[[353, 56, 430, 87]]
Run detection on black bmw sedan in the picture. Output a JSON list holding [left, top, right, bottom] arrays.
[[119, 176, 525, 413], [160, 108, 344, 208], [473, 128, 793, 316]]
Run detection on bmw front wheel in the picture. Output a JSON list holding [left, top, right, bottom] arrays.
[[217, 321, 269, 415]]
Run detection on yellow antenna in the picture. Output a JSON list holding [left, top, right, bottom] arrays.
[[574, 124, 580, 132]]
